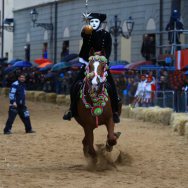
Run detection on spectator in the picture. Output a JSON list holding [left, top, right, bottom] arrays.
[[142, 75, 156, 107], [157, 75, 170, 91], [130, 74, 146, 108], [141, 34, 155, 61], [3, 73, 35, 134]]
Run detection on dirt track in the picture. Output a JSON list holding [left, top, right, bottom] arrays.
[[0, 95, 188, 188]]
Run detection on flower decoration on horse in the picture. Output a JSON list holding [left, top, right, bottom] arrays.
[[80, 52, 109, 118]]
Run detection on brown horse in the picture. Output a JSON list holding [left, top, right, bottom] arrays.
[[74, 53, 121, 160]]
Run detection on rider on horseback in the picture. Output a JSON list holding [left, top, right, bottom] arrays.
[[63, 12, 121, 123]]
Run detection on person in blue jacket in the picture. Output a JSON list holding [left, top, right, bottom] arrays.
[[3, 73, 35, 134]]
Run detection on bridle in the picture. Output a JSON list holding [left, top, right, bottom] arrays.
[[80, 54, 109, 127]]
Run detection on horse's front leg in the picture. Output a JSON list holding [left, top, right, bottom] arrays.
[[105, 118, 120, 151], [82, 127, 96, 159], [106, 118, 116, 141]]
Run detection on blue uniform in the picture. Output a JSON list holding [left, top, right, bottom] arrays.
[[4, 80, 32, 133], [9, 80, 26, 106]]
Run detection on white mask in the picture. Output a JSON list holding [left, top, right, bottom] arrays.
[[89, 18, 101, 30]]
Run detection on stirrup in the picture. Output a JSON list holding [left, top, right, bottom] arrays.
[[63, 110, 72, 121]]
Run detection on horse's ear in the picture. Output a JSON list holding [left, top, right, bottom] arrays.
[[89, 48, 95, 57]]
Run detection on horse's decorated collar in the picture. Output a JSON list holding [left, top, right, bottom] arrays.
[[80, 86, 109, 117]]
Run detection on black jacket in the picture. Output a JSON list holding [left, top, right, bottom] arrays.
[[79, 29, 112, 63]]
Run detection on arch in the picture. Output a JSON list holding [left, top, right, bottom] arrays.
[[146, 18, 156, 31], [63, 27, 70, 38], [26, 33, 30, 43], [44, 30, 48, 41]]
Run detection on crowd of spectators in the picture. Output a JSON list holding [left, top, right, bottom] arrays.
[[0, 65, 77, 95], [1, 62, 188, 112]]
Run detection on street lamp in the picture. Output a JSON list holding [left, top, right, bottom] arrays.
[[109, 15, 134, 61], [30, 8, 53, 30]]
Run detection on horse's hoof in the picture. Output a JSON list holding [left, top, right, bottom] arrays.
[[63, 111, 72, 121], [106, 141, 113, 152]]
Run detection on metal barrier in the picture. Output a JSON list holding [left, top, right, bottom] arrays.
[[175, 91, 188, 112], [184, 92, 188, 112], [122, 90, 188, 112], [153, 90, 175, 110], [123, 90, 175, 110]]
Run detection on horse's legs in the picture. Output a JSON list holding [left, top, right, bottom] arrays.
[[82, 127, 96, 159], [106, 118, 116, 141], [82, 136, 89, 157], [105, 119, 118, 151]]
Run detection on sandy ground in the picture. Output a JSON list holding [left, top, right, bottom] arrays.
[[0, 95, 188, 188]]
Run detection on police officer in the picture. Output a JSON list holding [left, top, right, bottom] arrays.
[[3, 73, 35, 134], [63, 12, 121, 123]]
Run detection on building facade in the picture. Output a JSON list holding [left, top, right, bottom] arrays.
[[0, 0, 14, 61], [12, 0, 188, 64]]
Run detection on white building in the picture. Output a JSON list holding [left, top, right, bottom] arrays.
[[0, 0, 14, 61], [0, 0, 55, 61], [13, 0, 57, 11]]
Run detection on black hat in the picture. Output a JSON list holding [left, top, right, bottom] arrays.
[[88, 13, 106, 22]]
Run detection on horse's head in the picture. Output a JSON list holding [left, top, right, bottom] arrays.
[[85, 53, 108, 93]]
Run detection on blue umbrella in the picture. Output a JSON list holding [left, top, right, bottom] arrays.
[[13, 61, 32, 68], [4, 66, 18, 74], [51, 61, 70, 72]]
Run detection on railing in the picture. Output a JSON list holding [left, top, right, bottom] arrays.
[[175, 91, 188, 112], [154, 29, 188, 66], [153, 90, 175, 110], [123, 90, 175, 110], [123, 90, 188, 112]]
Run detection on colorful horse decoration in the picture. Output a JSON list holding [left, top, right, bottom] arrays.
[[74, 52, 121, 161]]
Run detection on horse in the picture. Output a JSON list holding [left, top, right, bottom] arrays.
[[74, 53, 121, 161]]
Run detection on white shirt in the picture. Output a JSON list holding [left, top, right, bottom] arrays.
[[135, 80, 146, 97]]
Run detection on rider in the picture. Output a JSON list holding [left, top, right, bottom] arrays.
[[63, 12, 121, 123]]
